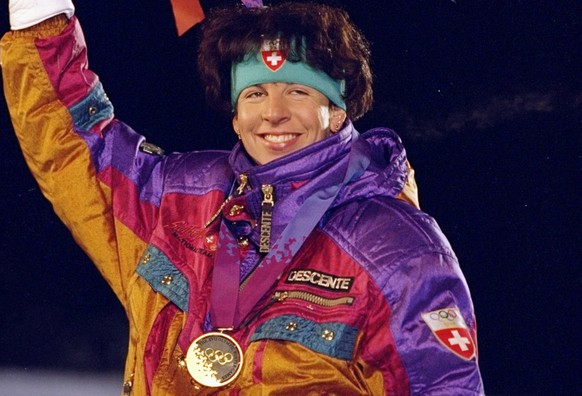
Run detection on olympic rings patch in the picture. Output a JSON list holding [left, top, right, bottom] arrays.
[[421, 306, 476, 361], [429, 309, 458, 322]]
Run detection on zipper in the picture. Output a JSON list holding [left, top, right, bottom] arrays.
[[272, 290, 355, 307], [237, 289, 354, 330], [259, 184, 275, 253], [237, 183, 274, 290]]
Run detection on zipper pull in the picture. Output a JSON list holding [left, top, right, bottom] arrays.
[[236, 173, 250, 196], [259, 184, 274, 253], [204, 174, 250, 228], [272, 291, 289, 301]]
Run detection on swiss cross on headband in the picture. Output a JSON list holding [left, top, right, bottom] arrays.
[[261, 39, 287, 71]]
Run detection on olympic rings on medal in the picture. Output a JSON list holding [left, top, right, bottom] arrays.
[[186, 332, 243, 387], [429, 309, 458, 322], [204, 347, 234, 365]]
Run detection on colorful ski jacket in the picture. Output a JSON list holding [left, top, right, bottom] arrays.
[[1, 16, 484, 395]]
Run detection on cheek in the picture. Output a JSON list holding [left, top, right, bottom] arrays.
[[235, 112, 254, 133]]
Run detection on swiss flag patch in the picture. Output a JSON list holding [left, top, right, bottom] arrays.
[[421, 307, 476, 360], [261, 50, 287, 71]]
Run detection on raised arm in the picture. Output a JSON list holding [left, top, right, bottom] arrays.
[[2, 4, 166, 307]]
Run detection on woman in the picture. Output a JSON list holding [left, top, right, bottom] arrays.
[[2, 1, 484, 394]]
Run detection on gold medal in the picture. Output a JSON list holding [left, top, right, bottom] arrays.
[[185, 332, 243, 388]]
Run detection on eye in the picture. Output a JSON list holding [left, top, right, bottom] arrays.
[[244, 90, 264, 98], [291, 90, 308, 96], [240, 86, 265, 100], [288, 87, 309, 95]]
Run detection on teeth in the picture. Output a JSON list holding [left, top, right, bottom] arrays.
[[263, 134, 297, 143]]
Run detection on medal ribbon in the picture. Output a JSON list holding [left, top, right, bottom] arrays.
[[210, 131, 370, 329]]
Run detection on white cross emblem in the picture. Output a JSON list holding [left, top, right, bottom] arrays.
[[421, 307, 476, 360], [261, 49, 286, 71], [448, 330, 471, 351], [266, 51, 283, 66]]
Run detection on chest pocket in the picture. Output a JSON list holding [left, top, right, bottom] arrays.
[[135, 244, 189, 312], [249, 288, 361, 361], [250, 314, 359, 360]]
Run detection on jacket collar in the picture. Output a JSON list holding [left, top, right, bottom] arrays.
[[228, 122, 356, 188], [223, 123, 409, 246], [224, 123, 359, 244]]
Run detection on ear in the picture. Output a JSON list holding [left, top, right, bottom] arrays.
[[329, 107, 347, 133], [232, 115, 241, 139]]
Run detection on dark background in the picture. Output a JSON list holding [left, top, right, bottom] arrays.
[[1, 0, 580, 394]]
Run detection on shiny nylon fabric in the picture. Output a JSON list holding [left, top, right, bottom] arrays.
[[1, 17, 161, 395], [2, 16, 484, 395]]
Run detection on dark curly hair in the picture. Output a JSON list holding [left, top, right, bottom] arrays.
[[197, 2, 373, 120]]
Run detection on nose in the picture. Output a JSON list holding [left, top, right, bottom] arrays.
[[262, 92, 290, 125]]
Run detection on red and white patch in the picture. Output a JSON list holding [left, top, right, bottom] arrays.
[[261, 49, 287, 71], [421, 307, 476, 360]]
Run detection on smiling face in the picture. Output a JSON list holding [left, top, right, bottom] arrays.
[[232, 82, 346, 165]]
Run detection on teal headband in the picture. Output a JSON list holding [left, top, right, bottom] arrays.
[[231, 47, 346, 110]]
